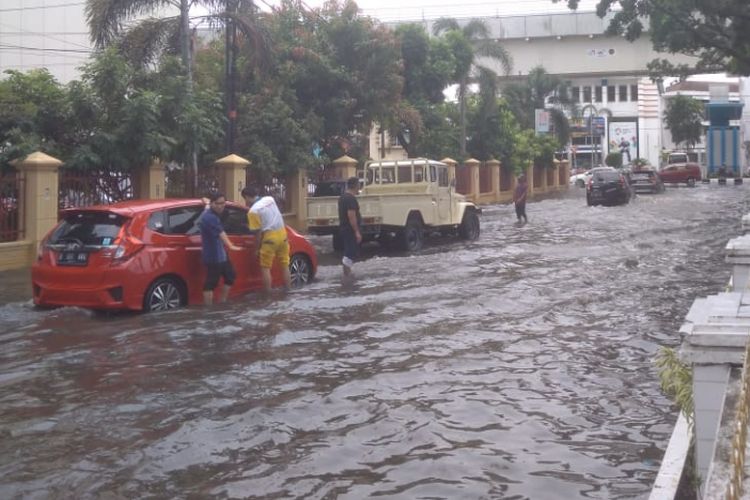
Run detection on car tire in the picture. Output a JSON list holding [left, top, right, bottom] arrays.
[[289, 253, 313, 288], [144, 277, 185, 312], [459, 210, 480, 241], [332, 232, 343, 252], [686, 177, 696, 187], [401, 216, 424, 252], [576, 179, 585, 188]]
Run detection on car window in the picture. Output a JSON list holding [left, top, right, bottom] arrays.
[[167, 206, 204, 235], [438, 166, 449, 187], [593, 170, 620, 182], [147, 211, 166, 233], [397, 165, 412, 183], [50, 211, 127, 246], [223, 207, 252, 235], [414, 165, 425, 182]]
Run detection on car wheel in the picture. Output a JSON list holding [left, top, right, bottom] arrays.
[[459, 210, 480, 241], [401, 216, 424, 252], [576, 179, 585, 188], [289, 253, 313, 288], [332, 232, 343, 252], [144, 277, 185, 312], [686, 177, 696, 187]]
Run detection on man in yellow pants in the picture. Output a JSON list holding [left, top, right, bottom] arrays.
[[241, 186, 291, 293]]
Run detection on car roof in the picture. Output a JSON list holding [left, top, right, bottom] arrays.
[[59, 198, 246, 217], [591, 166, 616, 171]]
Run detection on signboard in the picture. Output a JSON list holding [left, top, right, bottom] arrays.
[[590, 116, 606, 136], [535, 109, 550, 134], [608, 121, 638, 163]]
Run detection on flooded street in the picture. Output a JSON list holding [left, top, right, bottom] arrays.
[[1, 184, 748, 499]]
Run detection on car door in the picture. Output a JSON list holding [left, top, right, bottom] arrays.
[[221, 205, 262, 293], [149, 204, 205, 304], [660, 165, 677, 183], [435, 165, 452, 224]]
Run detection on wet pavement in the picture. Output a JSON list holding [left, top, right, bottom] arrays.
[[1, 184, 747, 499]]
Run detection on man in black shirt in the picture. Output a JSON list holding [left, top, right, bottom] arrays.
[[338, 176, 362, 280]]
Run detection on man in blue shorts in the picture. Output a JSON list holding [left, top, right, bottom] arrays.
[[338, 177, 362, 280], [199, 192, 240, 305]]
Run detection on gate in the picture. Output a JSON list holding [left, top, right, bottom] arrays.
[[59, 169, 133, 211], [0, 169, 24, 242]]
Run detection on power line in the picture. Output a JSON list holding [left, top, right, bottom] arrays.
[[0, 2, 85, 13], [0, 43, 92, 54]]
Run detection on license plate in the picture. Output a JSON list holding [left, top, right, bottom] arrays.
[[57, 251, 89, 266]]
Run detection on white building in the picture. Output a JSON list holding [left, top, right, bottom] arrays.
[[0, 0, 92, 83]]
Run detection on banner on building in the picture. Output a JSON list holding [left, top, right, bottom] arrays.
[[608, 121, 638, 164], [535, 109, 550, 134]]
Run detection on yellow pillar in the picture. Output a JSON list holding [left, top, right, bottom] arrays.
[[17, 152, 62, 248], [486, 158, 501, 202], [136, 158, 166, 199], [215, 153, 250, 203], [464, 158, 480, 202], [559, 160, 570, 190], [441, 157, 458, 184], [332, 155, 358, 179], [525, 163, 534, 197], [283, 168, 308, 232]]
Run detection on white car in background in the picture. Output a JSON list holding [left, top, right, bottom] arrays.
[[569, 169, 593, 188]]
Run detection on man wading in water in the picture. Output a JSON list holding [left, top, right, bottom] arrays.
[[513, 174, 528, 226], [338, 177, 362, 283]]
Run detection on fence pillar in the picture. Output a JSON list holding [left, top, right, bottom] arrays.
[[17, 152, 62, 248], [441, 157, 458, 184], [215, 154, 250, 203], [525, 163, 534, 197], [332, 155, 358, 179], [136, 158, 165, 200], [284, 168, 308, 232], [464, 158, 480, 202], [486, 159, 501, 202]]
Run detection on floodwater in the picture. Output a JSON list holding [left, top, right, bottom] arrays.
[[1, 184, 748, 499]]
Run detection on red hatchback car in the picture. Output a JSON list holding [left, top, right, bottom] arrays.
[[32, 199, 317, 312]]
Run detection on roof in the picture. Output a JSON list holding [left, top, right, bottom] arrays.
[[60, 198, 246, 216]]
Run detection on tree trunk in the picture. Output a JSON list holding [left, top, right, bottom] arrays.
[[459, 79, 467, 157]]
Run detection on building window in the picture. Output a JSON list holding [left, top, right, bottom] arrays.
[[572, 86, 580, 102], [595, 86, 602, 103], [630, 84, 638, 101], [618, 85, 627, 102], [583, 86, 592, 103], [607, 86, 616, 102]]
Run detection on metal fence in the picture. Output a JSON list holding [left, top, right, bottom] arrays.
[[0, 169, 24, 242], [246, 171, 290, 213], [479, 165, 492, 193], [165, 166, 220, 198], [59, 169, 134, 211], [455, 165, 471, 195], [500, 168, 513, 191]]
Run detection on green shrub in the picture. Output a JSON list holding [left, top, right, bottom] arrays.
[[605, 152, 623, 168]]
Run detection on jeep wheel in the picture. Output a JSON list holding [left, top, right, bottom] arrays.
[[459, 210, 480, 241], [401, 217, 424, 252]]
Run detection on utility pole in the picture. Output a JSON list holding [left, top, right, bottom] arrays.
[[180, 0, 198, 196], [225, 1, 238, 154]]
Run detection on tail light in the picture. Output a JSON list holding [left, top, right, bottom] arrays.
[[110, 223, 144, 265], [36, 236, 48, 261], [587, 178, 593, 190]]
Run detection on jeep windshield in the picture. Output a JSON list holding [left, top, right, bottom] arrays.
[[49, 211, 128, 248], [313, 181, 345, 197]]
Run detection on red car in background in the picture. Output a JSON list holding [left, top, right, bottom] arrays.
[[659, 153, 702, 186], [32, 199, 317, 312]]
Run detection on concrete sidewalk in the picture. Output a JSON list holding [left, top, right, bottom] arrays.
[[0, 268, 31, 305]]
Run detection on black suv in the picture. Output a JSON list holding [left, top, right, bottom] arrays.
[[586, 167, 631, 206]]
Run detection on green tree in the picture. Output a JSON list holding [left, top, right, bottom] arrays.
[[502, 66, 575, 144], [564, 0, 750, 76], [664, 95, 704, 149], [432, 18, 512, 157]]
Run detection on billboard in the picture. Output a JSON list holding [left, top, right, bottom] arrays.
[[608, 121, 638, 164], [535, 109, 550, 134]]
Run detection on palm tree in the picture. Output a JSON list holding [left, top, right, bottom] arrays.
[[85, 0, 270, 189], [432, 18, 512, 158], [503, 66, 576, 145]]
